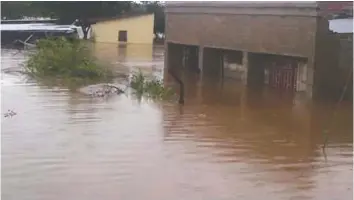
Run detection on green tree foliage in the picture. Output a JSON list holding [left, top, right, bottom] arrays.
[[1, 1, 132, 21], [1, 2, 45, 19]]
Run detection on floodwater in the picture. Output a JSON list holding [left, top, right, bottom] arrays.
[[1, 44, 353, 200]]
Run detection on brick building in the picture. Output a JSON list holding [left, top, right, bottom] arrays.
[[164, 1, 351, 99]]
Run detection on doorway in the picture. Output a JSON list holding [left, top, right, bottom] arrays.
[[118, 30, 127, 42]]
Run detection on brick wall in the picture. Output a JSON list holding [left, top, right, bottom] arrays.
[[166, 12, 318, 58]]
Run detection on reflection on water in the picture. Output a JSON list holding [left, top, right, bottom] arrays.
[[92, 43, 154, 62], [1, 44, 353, 200], [92, 43, 164, 81]]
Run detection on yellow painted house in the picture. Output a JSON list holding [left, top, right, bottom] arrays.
[[90, 13, 154, 45]]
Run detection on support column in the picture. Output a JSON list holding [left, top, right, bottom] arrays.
[[295, 61, 307, 92], [198, 45, 204, 73], [241, 51, 249, 85], [182, 47, 186, 69], [220, 51, 224, 79], [164, 42, 169, 70], [306, 59, 315, 99]]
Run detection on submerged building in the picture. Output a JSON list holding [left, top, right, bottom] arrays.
[[90, 13, 155, 45], [164, 1, 352, 99]]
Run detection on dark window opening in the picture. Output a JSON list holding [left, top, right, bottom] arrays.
[[118, 30, 127, 42]]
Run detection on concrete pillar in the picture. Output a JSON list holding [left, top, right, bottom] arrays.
[[164, 42, 169, 70], [192, 47, 199, 72], [182, 47, 186, 69], [306, 59, 315, 99], [241, 51, 249, 85], [220, 51, 224, 79], [198, 46, 204, 73], [295, 61, 308, 92]]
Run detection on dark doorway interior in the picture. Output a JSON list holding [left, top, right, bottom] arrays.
[[182, 45, 199, 73], [118, 30, 127, 42]]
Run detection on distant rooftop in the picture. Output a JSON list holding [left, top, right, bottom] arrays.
[[0, 24, 75, 32], [165, 1, 319, 17], [166, 1, 318, 8], [88, 12, 153, 24], [1, 19, 58, 24], [1, 19, 57, 21]]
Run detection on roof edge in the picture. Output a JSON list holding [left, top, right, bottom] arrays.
[[166, 1, 318, 9], [89, 12, 154, 24]]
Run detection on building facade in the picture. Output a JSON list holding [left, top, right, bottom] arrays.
[[91, 13, 154, 45], [164, 1, 350, 99]]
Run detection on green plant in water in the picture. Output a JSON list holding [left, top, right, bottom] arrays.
[[130, 69, 146, 95], [130, 70, 175, 100], [25, 37, 112, 87]]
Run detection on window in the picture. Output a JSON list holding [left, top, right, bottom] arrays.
[[118, 30, 127, 42]]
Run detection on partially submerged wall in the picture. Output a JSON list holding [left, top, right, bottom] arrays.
[[165, 2, 319, 58], [165, 2, 351, 100]]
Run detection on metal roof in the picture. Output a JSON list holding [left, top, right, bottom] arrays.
[[329, 18, 353, 33], [1, 19, 58, 23], [1, 19, 57, 22], [0, 24, 75, 32]]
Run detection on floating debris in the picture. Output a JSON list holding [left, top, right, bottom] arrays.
[[4, 110, 17, 118], [198, 114, 206, 118], [79, 83, 127, 98]]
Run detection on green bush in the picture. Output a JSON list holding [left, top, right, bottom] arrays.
[[130, 70, 175, 100], [25, 37, 111, 81]]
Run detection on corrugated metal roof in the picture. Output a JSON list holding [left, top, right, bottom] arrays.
[[0, 24, 75, 32], [1, 19, 58, 24], [329, 18, 353, 33]]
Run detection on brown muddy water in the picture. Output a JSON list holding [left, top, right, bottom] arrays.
[[1, 44, 353, 200]]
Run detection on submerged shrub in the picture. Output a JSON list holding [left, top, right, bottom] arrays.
[[25, 37, 111, 82], [130, 69, 146, 94], [130, 70, 175, 100]]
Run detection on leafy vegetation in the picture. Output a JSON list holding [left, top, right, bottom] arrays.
[[25, 37, 112, 86], [130, 70, 175, 100]]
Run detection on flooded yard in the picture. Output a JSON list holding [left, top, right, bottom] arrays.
[[1, 44, 353, 200]]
